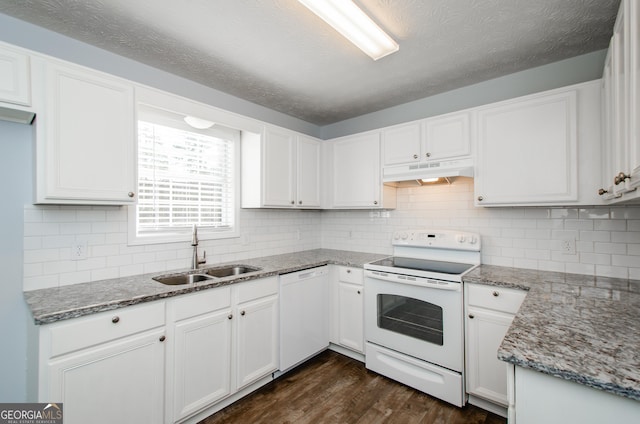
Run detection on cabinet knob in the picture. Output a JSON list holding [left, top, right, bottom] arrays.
[[426, 152, 431, 158], [291, 200, 295, 205], [373, 200, 378, 205], [477, 196, 484, 202], [357, 290, 361, 294], [614, 172, 630, 185], [346, 269, 351, 273], [111, 316, 120, 324], [128, 192, 135, 198], [492, 291, 500, 297], [598, 188, 608, 196], [241, 310, 246, 316], [299, 200, 302, 205], [413, 154, 418, 159], [468, 314, 474, 319], [159, 335, 166, 342], [228, 314, 233, 320]]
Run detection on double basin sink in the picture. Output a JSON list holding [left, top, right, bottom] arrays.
[[153, 265, 261, 286]]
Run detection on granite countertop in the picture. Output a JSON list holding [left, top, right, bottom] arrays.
[[464, 264, 640, 402], [24, 248, 387, 325]]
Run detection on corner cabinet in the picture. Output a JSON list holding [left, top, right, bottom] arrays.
[[242, 127, 321, 209], [465, 283, 526, 416], [36, 302, 166, 424], [327, 131, 396, 209], [33, 57, 137, 205], [474, 81, 601, 206]]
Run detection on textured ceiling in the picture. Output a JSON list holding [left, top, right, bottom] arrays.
[[0, 0, 620, 125]]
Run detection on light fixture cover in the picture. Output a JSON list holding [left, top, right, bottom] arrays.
[[298, 0, 399, 60], [184, 115, 215, 130]]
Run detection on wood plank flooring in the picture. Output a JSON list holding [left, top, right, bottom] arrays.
[[199, 350, 506, 424]]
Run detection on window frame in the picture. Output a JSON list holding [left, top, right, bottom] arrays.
[[128, 98, 241, 246]]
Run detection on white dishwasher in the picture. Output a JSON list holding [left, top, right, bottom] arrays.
[[279, 265, 329, 372]]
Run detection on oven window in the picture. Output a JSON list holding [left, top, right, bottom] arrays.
[[377, 294, 443, 345]]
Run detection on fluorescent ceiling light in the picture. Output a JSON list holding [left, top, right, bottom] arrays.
[[184, 115, 215, 130], [298, 0, 399, 60]]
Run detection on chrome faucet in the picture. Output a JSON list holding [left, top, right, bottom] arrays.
[[191, 224, 206, 269]]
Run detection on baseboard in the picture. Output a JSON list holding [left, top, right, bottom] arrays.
[[467, 394, 507, 418]]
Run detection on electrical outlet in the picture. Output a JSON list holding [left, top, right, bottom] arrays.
[[71, 240, 88, 261], [561, 239, 576, 255]]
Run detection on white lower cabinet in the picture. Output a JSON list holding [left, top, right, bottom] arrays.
[[37, 301, 166, 424], [464, 283, 526, 415], [330, 266, 364, 354], [168, 277, 279, 423]]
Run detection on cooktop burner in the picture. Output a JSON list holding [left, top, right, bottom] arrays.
[[367, 256, 476, 276]]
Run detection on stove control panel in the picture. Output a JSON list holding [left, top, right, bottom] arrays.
[[392, 229, 481, 251]]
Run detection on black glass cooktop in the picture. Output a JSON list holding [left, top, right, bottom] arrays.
[[368, 256, 475, 275]]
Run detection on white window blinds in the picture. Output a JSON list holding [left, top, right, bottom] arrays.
[[136, 114, 236, 235]]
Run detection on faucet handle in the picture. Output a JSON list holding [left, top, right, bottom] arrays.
[[198, 250, 207, 266]]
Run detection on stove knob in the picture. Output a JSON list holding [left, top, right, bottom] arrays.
[[469, 235, 478, 244], [400, 232, 408, 240], [456, 234, 466, 243]]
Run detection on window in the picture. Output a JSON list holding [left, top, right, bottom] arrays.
[[129, 104, 240, 244]]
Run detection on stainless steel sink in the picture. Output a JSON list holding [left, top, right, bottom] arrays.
[[153, 273, 213, 285], [204, 265, 261, 278], [153, 265, 261, 285]]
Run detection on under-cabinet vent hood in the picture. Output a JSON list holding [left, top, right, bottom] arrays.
[[0, 105, 35, 124], [383, 158, 474, 186]]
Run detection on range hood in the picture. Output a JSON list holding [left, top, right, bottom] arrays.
[[383, 157, 474, 186]]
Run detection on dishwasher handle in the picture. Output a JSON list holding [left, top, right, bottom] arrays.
[[280, 266, 328, 284]]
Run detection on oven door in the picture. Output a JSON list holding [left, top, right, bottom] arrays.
[[364, 271, 463, 372]]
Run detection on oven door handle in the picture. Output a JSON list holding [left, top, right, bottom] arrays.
[[365, 270, 461, 291]]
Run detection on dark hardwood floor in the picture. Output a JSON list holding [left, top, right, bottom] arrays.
[[199, 350, 506, 424]]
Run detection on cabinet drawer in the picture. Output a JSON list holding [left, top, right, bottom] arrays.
[[338, 266, 363, 285], [48, 301, 165, 357], [467, 284, 526, 314], [237, 276, 278, 303], [172, 286, 231, 321]]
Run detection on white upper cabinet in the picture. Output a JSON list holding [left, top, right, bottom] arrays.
[[328, 131, 396, 209], [423, 111, 471, 161], [600, 0, 640, 202], [33, 57, 136, 205], [242, 127, 321, 208], [382, 111, 471, 166], [0, 42, 31, 107], [475, 81, 602, 206]]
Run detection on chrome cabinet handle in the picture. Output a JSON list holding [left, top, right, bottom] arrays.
[[413, 154, 418, 159], [111, 316, 120, 324], [241, 310, 246, 316], [299, 200, 302, 205], [468, 314, 474, 319], [128, 192, 135, 198], [357, 290, 361, 294], [492, 291, 500, 297], [291, 200, 295, 205], [159, 335, 166, 342], [373, 200, 378, 205], [477, 196, 484, 202], [598, 188, 608, 195], [228, 314, 233, 320], [426, 152, 431, 158]]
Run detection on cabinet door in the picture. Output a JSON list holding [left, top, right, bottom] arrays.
[[382, 122, 421, 165], [38, 61, 135, 204], [296, 135, 321, 208], [338, 281, 364, 353], [475, 90, 577, 205], [600, 49, 617, 198], [263, 127, 295, 207], [236, 294, 279, 389], [47, 329, 165, 424], [423, 112, 471, 161], [0, 44, 30, 106], [629, 0, 640, 187], [331, 132, 382, 208], [611, 8, 631, 196], [466, 307, 514, 406], [172, 309, 232, 421]]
